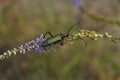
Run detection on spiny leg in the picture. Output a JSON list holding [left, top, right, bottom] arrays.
[[78, 37, 87, 46], [43, 31, 53, 38]]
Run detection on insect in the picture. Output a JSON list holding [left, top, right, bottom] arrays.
[[41, 22, 87, 47]]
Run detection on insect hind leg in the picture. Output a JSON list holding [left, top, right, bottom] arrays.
[[43, 31, 53, 38]]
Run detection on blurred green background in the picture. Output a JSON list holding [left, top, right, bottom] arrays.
[[0, 0, 120, 80]]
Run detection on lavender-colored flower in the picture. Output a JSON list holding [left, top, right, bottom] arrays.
[[0, 34, 55, 60], [73, 0, 83, 8], [18, 34, 47, 54], [17, 34, 56, 54]]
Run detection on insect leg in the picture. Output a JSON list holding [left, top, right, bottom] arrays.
[[43, 31, 53, 38], [78, 37, 87, 46], [60, 41, 64, 46]]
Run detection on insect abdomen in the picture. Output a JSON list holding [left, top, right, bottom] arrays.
[[41, 35, 62, 46]]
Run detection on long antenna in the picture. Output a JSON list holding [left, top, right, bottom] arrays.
[[67, 21, 80, 34], [66, 21, 87, 46]]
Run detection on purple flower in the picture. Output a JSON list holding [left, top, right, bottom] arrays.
[[0, 34, 56, 60], [18, 35, 45, 54], [17, 34, 55, 54], [73, 0, 83, 8]]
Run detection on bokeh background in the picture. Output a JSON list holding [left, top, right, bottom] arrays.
[[0, 0, 120, 80]]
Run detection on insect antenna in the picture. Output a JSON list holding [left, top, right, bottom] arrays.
[[67, 21, 87, 46], [67, 21, 80, 34]]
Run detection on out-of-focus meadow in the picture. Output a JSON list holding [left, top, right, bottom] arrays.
[[0, 0, 120, 80]]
